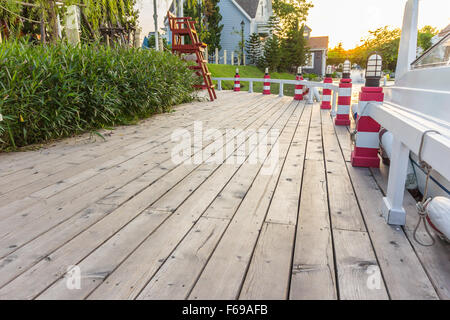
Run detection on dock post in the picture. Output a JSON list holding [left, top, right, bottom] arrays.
[[351, 54, 384, 168], [335, 60, 352, 125], [263, 68, 271, 95], [249, 81, 253, 93], [217, 79, 222, 90], [234, 68, 241, 92], [279, 82, 284, 97], [331, 90, 338, 116], [320, 65, 333, 109], [294, 67, 304, 101]]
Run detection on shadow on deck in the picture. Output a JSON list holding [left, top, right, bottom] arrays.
[[0, 91, 448, 300]]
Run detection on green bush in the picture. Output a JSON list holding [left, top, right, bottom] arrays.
[[0, 41, 198, 150]]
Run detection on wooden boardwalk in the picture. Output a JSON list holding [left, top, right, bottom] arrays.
[[0, 91, 448, 300]]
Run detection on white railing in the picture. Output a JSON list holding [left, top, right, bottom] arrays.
[[212, 77, 340, 109]]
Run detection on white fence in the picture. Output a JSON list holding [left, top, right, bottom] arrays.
[[212, 77, 340, 111]]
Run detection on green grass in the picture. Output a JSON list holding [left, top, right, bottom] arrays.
[[207, 64, 297, 96]]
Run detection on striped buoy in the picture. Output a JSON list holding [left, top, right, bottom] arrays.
[[351, 86, 384, 168], [234, 68, 240, 92], [320, 77, 333, 109], [294, 67, 304, 101], [263, 68, 271, 95], [335, 78, 352, 125]]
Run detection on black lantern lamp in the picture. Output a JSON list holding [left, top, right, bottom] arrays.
[[326, 65, 332, 78], [365, 53, 383, 87], [343, 59, 351, 79]]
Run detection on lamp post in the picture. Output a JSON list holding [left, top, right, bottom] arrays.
[[343, 59, 351, 79], [320, 65, 333, 109], [153, 0, 159, 51], [365, 53, 383, 87], [351, 53, 384, 168], [335, 59, 352, 126], [240, 20, 245, 66]]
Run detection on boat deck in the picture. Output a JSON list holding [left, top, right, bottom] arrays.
[[0, 91, 448, 300]]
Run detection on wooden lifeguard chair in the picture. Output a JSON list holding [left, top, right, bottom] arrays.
[[167, 11, 216, 101]]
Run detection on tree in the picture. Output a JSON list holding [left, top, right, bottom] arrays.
[[418, 25, 439, 52], [262, 34, 281, 71], [203, 0, 223, 52], [0, 0, 139, 44], [327, 42, 346, 66], [184, 0, 223, 51], [246, 33, 263, 65], [272, 0, 313, 35], [280, 22, 307, 71]]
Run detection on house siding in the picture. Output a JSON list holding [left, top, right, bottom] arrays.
[[303, 49, 325, 76], [218, 1, 251, 64]]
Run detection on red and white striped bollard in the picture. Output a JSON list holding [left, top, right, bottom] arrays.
[[234, 68, 240, 92], [294, 67, 304, 101], [321, 67, 333, 109], [350, 86, 384, 168], [263, 68, 271, 95], [335, 78, 352, 125]]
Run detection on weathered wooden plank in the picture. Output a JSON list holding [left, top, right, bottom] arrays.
[[188, 105, 308, 300], [321, 110, 389, 299], [289, 103, 336, 300], [136, 217, 229, 300], [84, 98, 297, 300], [132, 103, 305, 300], [0, 91, 236, 175], [333, 229, 389, 299], [0, 96, 278, 257], [239, 223, 295, 300], [289, 158, 336, 300], [0, 97, 287, 294], [264, 102, 310, 225], [0, 94, 266, 205]]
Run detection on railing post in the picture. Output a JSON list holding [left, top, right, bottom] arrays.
[[331, 89, 338, 116], [307, 86, 313, 104], [217, 79, 222, 90], [223, 50, 227, 64], [249, 81, 253, 93], [279, 82, 284, 97]]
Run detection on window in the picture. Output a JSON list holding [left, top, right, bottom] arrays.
[[304, 52, 314, 69], [411, 33, 450, 69]]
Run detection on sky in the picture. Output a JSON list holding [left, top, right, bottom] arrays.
[[135, 0, 450, 49], [306, 0, 450, 49]]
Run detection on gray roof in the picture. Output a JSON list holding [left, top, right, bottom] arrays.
[[235, 0, 260, 18]]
